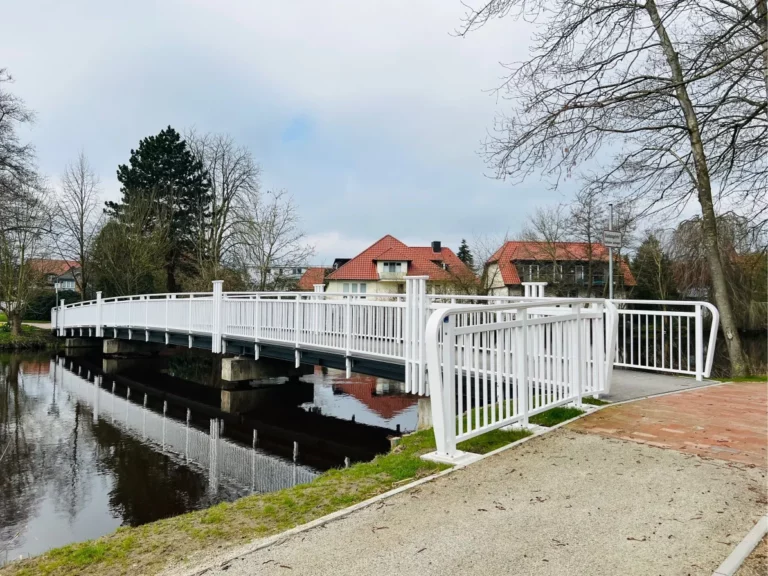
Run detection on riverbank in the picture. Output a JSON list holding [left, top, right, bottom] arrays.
[[1, 418, 543, 576], [0, 324, 60, 350]]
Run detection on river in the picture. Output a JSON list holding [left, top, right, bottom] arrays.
[[0, 351, 419, 564]]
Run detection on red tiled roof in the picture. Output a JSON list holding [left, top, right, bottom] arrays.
[[487, 241, 636, 286], [297, 267, 331, 291], [28, 259, 79, 277], [326, 235, 476, 282], [331, 376, 417, 420]]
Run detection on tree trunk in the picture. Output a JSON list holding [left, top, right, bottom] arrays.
[[9, 312, 22, 337], [646, 0, 749, 376]]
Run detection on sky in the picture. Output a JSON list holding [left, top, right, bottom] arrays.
[[2, 0, 582, 264]]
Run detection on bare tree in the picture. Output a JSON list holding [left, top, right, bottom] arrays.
[[235, 190, 314, 291], [91, 194, 170, 297], [458, 0, 766, 374], [521, 205, 570, 290], [0, 69, 35, 200], [671, 214, 768, 333], [52, 152, 102, 300], [0, 177, 50, 335], [570, 190, 603, 296], [185, 130, 261, 272], [473, 231, 511, 295]]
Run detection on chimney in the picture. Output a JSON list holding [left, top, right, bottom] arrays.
[[431, 240, 441, 253]]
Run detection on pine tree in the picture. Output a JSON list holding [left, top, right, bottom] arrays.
[[457, 239, 474, 268], [107, 127, 211, 291]]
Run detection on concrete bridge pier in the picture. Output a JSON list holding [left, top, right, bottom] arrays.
[[65, 337, 101, 349], [103, 339, 163, 356], [417, 397, 433, 431], [220, 381, 314, 414], [221, 356, 313, 383]]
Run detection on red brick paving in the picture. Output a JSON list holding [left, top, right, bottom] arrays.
[[570, 382, 768, 467]]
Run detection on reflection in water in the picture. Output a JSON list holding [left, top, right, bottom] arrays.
[[0, 353, 419, 564]]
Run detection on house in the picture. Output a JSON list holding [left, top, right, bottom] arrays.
[[325, 235, 476, 295], [297, 267, 332, 291], [28, 259, 81, 292], [485, 241, 636, 298], [267, 265, 313, 282]]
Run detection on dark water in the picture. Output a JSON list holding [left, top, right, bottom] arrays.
[[0, 352, 418, 564]]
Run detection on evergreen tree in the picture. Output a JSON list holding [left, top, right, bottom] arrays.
[[457, 239, 474, 268], [107, 127, 210, 291]]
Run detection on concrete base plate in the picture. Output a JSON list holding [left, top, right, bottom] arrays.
[[420, 450, 483, 466]]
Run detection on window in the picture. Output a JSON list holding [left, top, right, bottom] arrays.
[[526, 265, 539, 280], [575, 265, 585, 282], [383, 262, 402, 273], [343, 282, 366, 294]]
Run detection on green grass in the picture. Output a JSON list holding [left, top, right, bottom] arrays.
[[581, 396, 610, 406], [1, 401, 594, 576], [0, 312, 6, 321], [530, 406, 584, 427], [458, 427, 531, 453], [0, 323, 59, 350]]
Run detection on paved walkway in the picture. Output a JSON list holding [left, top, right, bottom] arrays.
[[607, 369, 714, 402], [177, 382, 767, 576], [573, 382, 767, 467]]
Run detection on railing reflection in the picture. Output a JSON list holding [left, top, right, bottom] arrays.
[[55, 358, 318, 494]]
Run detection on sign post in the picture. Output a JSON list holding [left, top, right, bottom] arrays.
[[602, 204, 622, 299]]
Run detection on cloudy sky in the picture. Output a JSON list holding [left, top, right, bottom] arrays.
[[3, 0, 579, 263]]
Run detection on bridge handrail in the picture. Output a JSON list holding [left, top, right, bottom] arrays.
[[424, 298, 618, 460], [609, 299, 719, 380]]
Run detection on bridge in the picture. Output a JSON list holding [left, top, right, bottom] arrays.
[[52, 277, 719, 463]]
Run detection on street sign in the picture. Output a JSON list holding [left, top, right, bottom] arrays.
[[602, 230, 622, 248]]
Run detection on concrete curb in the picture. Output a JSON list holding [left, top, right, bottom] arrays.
[[170, 380, 744, 576], [712, 515, 768, 576]]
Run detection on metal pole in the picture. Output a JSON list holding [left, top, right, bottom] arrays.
[[608, 203, 614, 300]]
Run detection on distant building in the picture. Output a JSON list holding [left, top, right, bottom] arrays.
[[28, 259, 81, 292], [267, 265, 313, 282], [485, 241, 636, 298], [297, 267, 332, 291], [325, 235, 476, 295]]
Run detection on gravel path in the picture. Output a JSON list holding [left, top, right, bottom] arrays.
[[177, 428, 766, 576]]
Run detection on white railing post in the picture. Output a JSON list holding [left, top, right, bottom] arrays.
[[345, 296, 352, 377], [212, 280, 224, 354], [520, 308, 529, 425], [694, 303, 703, 381], [95, 291, 103, 337], [59, 300, 66, 336], [294, 296, 301, 368], [254, 296, 260, 359], [405, 276, 428, 395], [575, 304, 583, 405], [437, 314, 457, 456]]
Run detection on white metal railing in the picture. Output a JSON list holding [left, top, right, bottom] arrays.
[[424, 299, 617, 461], [53, 277, 430, 394], [55, 358, 317, 492], [51, 282, 719, 399], [611, 300, 719, 381], [425, 293, 720, 381]]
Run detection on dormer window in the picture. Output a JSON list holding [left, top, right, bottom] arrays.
[[383, 262, 402, 273]]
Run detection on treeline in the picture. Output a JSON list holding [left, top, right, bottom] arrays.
[[0, 70, 312, 335]]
